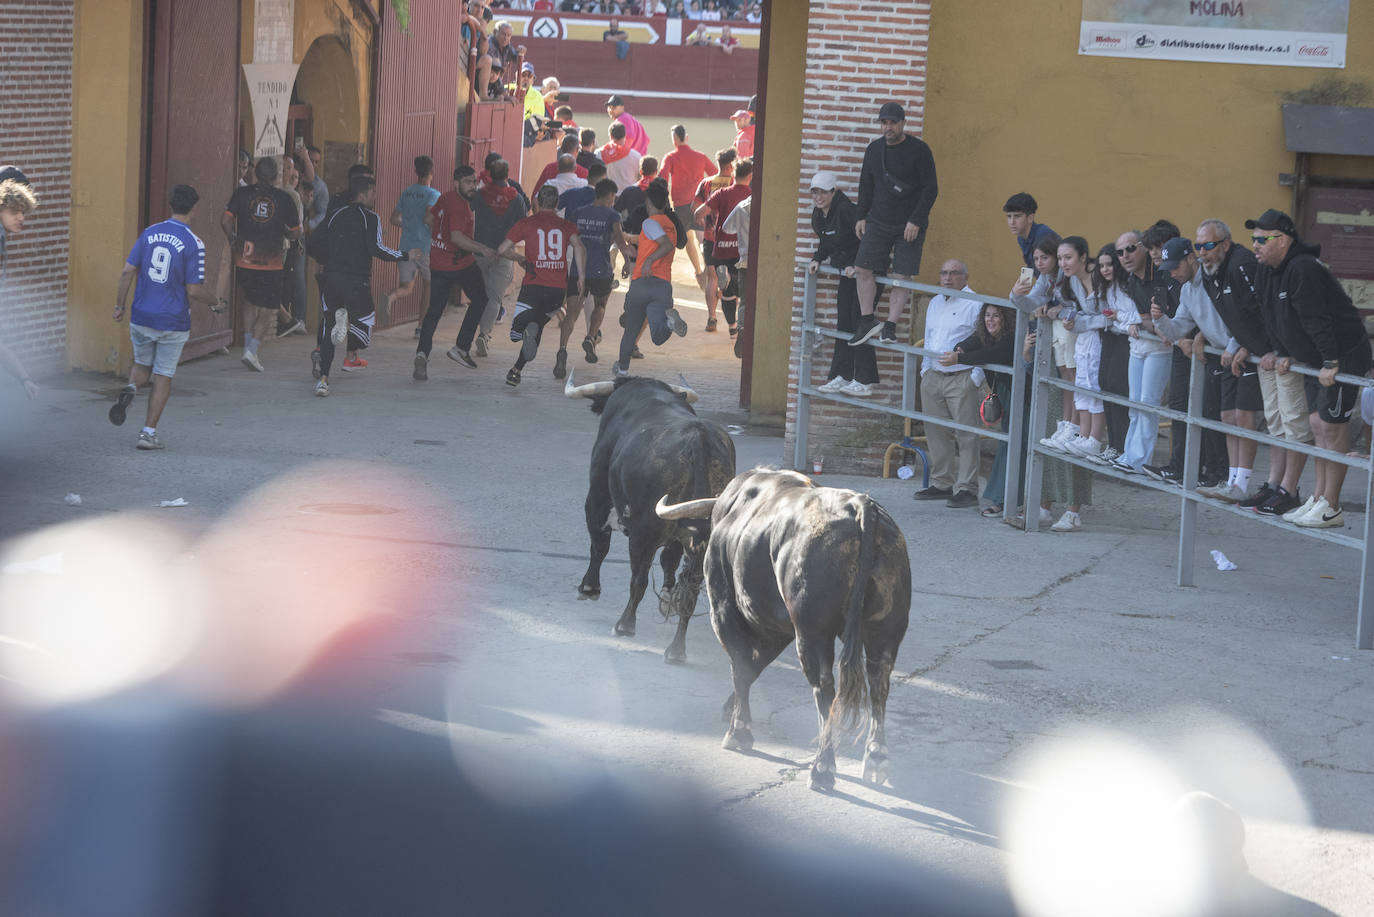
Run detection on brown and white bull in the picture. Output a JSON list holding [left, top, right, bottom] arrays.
[[657, 468, 911, 790], [566, 371, 736, 663]]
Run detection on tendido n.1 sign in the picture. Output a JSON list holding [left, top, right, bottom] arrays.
[[1080, 0, 1348, 68]]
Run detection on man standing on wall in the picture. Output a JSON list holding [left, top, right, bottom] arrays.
[[849, 101, 938, 347], [222, 156, 301, 372]]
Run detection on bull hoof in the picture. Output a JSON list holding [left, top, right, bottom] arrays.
[[722, 727, 753, 752], [613, 620, 635, 637], [663, 643, 687, 665], [862, 754, 889, 786], [809, 762, 836, 792], [578, 582, 600, 600]]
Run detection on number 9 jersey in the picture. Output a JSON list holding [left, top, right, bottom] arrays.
[[126, 218, 206, 332]]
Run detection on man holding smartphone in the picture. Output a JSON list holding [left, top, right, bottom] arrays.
[[849, 101, 938, 347]]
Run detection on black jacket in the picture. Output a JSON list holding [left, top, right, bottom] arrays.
[[856, 135, 937, 229], [810, 190, 859, 270], [1260, 240, 1369, 368], [955, 330, 1015, 398], [316, 202, 407, 277], [1201, 243, 1270, 356]]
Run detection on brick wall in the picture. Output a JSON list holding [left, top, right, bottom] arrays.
[[783, 1, 932, 475], [0, 0, 73, 377]]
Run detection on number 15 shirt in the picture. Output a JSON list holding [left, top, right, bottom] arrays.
[[505, 211, 579, 289], [126, 218, 206, 331]]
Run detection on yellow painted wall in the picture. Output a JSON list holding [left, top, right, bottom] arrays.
[[922, 0, 1374, 297], [748, 2, 809, 423], [67, 0, 145, 372]]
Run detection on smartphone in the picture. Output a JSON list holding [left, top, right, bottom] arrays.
[[556, 92, 571, 102], [1018, 266, 1035, 284]]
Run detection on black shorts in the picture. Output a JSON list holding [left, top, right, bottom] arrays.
[[236, 266, 283, 310], [566, 275, 614, 299], [516, 284, 567, 315], [854, 218, 925, 276], [1220, 368, 1263, 413], [1305, 374, 1361, 424]]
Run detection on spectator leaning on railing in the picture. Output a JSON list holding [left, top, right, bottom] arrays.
[[1249, 208, 1373, 529]]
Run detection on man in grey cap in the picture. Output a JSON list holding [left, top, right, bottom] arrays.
[[1248, 207, 1372, 528], [847, 101, 937, 350]]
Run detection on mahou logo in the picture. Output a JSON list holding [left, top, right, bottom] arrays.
[[1298, 44, 1331, 57]]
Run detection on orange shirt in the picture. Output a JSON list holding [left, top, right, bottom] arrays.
[[633, 214, 677, 282]]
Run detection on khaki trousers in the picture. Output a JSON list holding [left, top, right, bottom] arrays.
[[920, 368, 982, 494]]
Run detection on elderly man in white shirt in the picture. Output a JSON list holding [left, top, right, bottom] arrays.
[[914, 258, 985, 507]]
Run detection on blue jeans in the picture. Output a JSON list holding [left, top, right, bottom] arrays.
[[1121, 351, 1171, 469]]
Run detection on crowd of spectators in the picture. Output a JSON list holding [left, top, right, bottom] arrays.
[[544, 1, 762, 20], [809, 102, 1372, 536]]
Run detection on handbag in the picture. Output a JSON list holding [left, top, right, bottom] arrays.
[[979, 390, 1003, 426]]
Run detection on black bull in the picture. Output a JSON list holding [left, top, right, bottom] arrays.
[[657, 468, 911, 790], [566, 373, 736, 663]]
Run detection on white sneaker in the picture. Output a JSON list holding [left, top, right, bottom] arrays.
[[1210, 483, 1247, 503], [1039, 421, 1077, 451], [241, 349, 264, 372], [1282, 495, 1317, 523], [314, 379, 329, 397], [817, 376, 848, 393], [1050, 510, 1082, 532], [1065, 435, 1104, 457], [842, 380, 874, 397], [1296, 498, 1344, 528], [331, 308, 348, 345], [1290, 496, 1329, 525]]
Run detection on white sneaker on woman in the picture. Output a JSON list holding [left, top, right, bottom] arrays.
[[842, 380, 874, 397], [818, 376, 848, 393], [1050, 510, 1082, 532]]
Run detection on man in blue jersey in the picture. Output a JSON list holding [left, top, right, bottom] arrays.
[[110, 184, 223, 449], [555, 178, 631, 374], [387, 155, 441, 335]]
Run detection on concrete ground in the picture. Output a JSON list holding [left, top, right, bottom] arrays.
[[1, 262, 1371, 914]]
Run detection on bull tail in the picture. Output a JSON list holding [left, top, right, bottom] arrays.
[[824, 495, 876, 746]]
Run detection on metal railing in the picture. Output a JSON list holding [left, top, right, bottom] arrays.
[[794, 264, 1374, 649]]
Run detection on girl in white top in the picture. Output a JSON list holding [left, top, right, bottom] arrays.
[[1057, 236, 1108, 456], [1010, 232, 1081, 447]]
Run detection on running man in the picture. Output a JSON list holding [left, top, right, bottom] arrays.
[[555, 177, 633, 375], [313, 174, 414, 395], [695, 157, 753, 338], [495, 184, 586, 387], [692, 147, 735, 330], [614, 181, 687, 376], [110, 184, 223, 449], [414, 165, 492, 380], [222, 156, 300, 371], [658, 124, 716, 283], [387, 155, 441, 330]]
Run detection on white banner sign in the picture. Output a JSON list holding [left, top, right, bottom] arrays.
[[243, 62, 301, 159], [1079, 1, 1348, 68]]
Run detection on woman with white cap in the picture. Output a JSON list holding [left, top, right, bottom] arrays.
[[807, 171, 877, 397]]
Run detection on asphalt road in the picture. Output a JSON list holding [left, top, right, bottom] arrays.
[[1, 266, 1371, 914]]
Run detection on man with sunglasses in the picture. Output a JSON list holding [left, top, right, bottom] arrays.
[[1248, 209, 1371, 528], [848, 101, 938, 348], [1193, 219, 1280, 507]]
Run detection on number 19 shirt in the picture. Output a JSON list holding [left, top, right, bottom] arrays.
[[126, 218, 206, 331], [505, 211, 579, 289]]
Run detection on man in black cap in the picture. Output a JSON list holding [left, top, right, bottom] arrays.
[[1248, 208, 1371, 528], [605, 94, 649, 156], [849, 101, 938, 348]]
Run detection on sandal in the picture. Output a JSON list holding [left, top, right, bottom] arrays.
[[980, 504, 1003, 518]]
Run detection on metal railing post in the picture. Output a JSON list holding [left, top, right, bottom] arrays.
[[1022, 323, 1050, 531], [794, 267, 817, 471], [1360, 451, 1374, 649], [1177, 351, 1205, 586], [1003, 309, 1028, 524]]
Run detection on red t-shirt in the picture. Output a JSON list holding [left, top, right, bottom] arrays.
[[660, 145, 716, 207], [429, 190, 476, 271], [506, 211, 579, 289], [703, 184, 751, 260], [533, 160, 589, 192], [694, 173, 734, 242]]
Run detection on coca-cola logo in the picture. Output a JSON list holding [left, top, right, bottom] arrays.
[[1298, 44, 1331, 57]]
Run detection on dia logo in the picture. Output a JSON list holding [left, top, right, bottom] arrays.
[[531, 17, 561, 39]]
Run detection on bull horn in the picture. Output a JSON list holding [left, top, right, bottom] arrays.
[[564, 368, 616, 399], [655, 494, 717, 519], [666, 380, 700, 404]]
